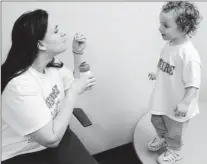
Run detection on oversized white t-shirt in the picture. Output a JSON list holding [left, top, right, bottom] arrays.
[[1, 58, 74, 161], [149, 40, 201, 122]]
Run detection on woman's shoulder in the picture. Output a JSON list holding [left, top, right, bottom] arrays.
[[5, 70, 40, 95]]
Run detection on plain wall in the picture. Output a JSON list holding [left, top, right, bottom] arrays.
[[2, 2, 207, 154]]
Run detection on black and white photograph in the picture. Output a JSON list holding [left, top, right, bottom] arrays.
[[1, 1, 207, 164]]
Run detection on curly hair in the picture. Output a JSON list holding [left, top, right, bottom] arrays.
[[162, 1, 202, 36]]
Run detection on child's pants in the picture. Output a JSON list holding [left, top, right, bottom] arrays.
[[151, 114, 189, 151]]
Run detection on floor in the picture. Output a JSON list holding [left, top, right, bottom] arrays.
[[93, 143, 142, 164]]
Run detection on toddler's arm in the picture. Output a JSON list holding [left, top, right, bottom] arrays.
[[175, 87, 199, 117], [181, 87, 199, 104], [175, 57, 201, 117]]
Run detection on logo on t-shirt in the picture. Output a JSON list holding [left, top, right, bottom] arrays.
[[45, 84, 60, 109], [158, 58, 175, 75], [45, 84, 61, 118]]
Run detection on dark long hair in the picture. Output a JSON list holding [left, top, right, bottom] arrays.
[[1, 9, 63, 93]]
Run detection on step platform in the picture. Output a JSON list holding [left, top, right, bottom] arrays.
[[133, 103, 207, 164]]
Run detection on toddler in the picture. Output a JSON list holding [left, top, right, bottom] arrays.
[[148, 1, 202, 164]]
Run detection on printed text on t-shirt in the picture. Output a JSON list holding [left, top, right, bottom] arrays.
[[157, 58, 175, 75], [45, 85, 60, 108]]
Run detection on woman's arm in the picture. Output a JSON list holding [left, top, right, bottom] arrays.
[[28, 87, 78, 147], [28, 73, 96, 148], [72, 33, 86, 78]]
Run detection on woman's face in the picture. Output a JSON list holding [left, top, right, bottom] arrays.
[[40, 15, 69, 55]]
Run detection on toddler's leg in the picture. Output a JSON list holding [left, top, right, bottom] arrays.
[[163, 116, 189, 151], [156, 116, 189, 164], [151, 114, 168, 138], [147, 114, 168, 151]]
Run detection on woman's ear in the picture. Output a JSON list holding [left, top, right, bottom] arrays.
[[37, 41, 47, 51]]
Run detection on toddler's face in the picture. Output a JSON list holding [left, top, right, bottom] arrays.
[[159, 10, 185, 42]]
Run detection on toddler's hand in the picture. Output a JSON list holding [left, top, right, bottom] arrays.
[[174, 103, 188, 117], [148, 72, 156, 80]]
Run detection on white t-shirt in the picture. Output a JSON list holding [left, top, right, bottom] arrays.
[[1, 58, 74, 161], [149, 40, 201, 122]]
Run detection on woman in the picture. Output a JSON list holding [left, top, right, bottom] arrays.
[[1, 9, 97, 164]]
